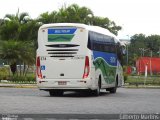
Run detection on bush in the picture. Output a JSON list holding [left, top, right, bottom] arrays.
[[10, 75, 36, 83], [126, 76, 160, 85], [0, 66, 10, 80], [26, 76, 35, 82], [124, 74, 128, 83]]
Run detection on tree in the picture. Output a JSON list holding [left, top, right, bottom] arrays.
[[0, 11, 37, 75], [38, 4, 121, 35], [127, 34, 146, 65], [0, 11, 30, 40], [0, 40, 22, 75], [64, 4, 93, 23], [1, 11, 39, 42], [146, 35, 160, 56], [0, 40, 35, 76], [127, 34, 160, 66], [38, 11, 58, 24]]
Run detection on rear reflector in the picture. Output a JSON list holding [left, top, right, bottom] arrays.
[[83, 56, 90, 79], [36, 56, 42, 79]]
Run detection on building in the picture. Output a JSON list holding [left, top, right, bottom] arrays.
[[136, 57, 160, 75]]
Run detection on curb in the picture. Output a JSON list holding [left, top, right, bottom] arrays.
[[123, 85, 160, 89], [0, 83, 37, 88], [0, 84, 160, 89]]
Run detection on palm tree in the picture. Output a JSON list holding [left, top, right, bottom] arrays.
[[57, 4, 94, 23], [0, 10, 30, 41], [0, 40, 21, 75], [20, 42, 35, 76], [38, 11, 58, 24], [0, 10, 37, 76], [38, 4, 94, 24], [0, 40, 35, 76]]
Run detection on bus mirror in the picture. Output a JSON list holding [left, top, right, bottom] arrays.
[[122, 48, 126, 55]]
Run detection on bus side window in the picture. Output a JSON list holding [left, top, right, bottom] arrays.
[[103, 43, 116, 53], [88, 31, 117, 54], [121, 46, 126, 55], [87, 34, 91, 50], [88, 31, 95, 50], [92, 41, 100, 51]]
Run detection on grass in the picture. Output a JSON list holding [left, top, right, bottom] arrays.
[[0, 67, 36, 84], [125, 75, 160, 85], [0, 65, 36, 83]]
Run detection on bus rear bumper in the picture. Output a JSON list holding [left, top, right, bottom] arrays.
[[37, 78, 97, 91]]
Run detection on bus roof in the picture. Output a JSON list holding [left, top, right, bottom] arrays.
[[39, 23, 120, 43]]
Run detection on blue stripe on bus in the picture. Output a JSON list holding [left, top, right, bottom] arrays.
[[93, 51, 117, 66], [48, 28, 77, 34]]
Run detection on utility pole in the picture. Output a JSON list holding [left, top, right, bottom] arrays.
[[150, 50, 152, 76], [126, 35, 130, 66], [126, 45, 128, 65], [158, 47, 160, 57], [139, 48, 149, 57]]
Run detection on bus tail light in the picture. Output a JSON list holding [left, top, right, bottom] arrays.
[[83, 56, 90, 79], [36, 56, 42, 79]]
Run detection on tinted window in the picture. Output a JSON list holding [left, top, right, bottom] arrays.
[[92, 41, 116, 53], [89, 31, 115, 43], [88, 31, 116, 53]]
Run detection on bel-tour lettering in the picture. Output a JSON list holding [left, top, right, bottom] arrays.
[[55, 29, 70, 34]]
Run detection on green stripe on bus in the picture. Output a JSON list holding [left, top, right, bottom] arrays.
[[48, 35, 74, 42], [94, 57, 116, 84]]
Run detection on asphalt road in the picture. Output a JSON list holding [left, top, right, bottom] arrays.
[[0, 88, 160, 114]]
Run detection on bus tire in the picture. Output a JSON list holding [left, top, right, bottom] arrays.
[[109, 86, 117, 93], [107, 78, 118, 94], [49, 90, 64, 96], [92, 77, 101, 96]]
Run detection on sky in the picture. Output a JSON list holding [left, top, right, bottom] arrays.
[[0, 0, 160, 39]]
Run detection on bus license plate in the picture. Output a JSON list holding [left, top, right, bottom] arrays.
[[58, 81, 67, 85]]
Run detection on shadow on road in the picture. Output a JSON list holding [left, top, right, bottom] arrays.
[[43, 91, 110, 98]]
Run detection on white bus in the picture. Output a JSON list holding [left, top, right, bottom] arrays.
[[36, 23, 125, 96]]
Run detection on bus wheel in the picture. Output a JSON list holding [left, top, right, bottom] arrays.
[[49, 90, 63, 96], [92, 79, 101, 96], [109, 86, 117, 93], [107, 80, 117, 94]]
